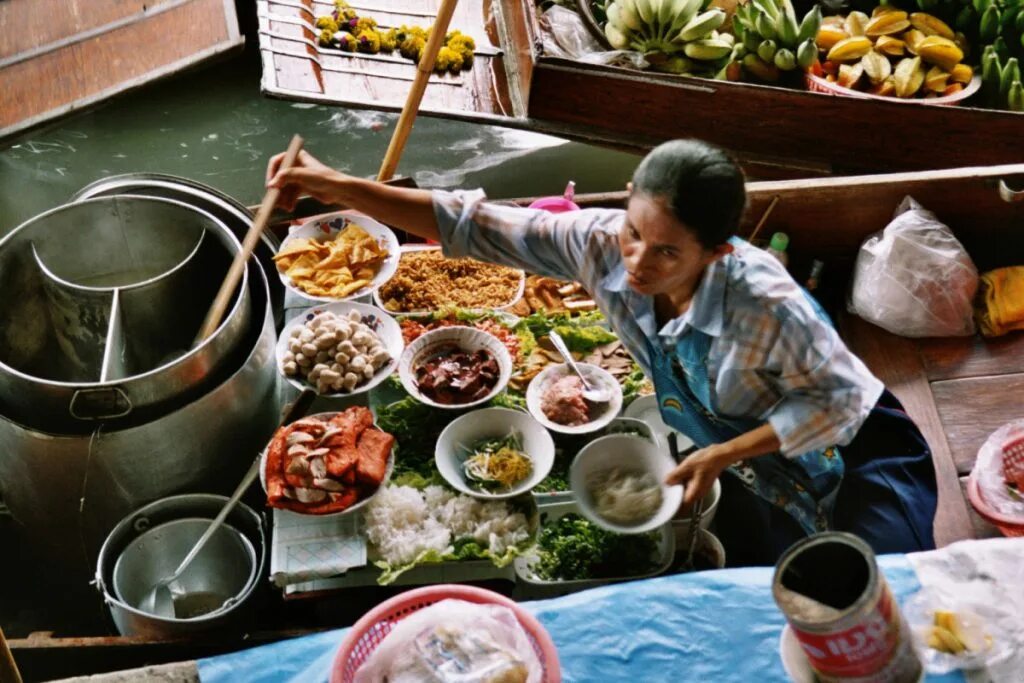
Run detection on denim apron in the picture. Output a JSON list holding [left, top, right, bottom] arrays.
[[649, 329, 843, 535]]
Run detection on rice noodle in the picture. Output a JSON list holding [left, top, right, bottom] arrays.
[[588, 468, 662, 525]]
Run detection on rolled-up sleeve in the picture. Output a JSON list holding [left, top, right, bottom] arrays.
[[765, 312, 885, 457], [432, 189, 609, 285]]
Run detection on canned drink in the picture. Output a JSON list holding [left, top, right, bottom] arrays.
[[772, 532, 922, 683]]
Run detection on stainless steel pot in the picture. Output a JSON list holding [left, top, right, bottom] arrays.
[[96, 494, 266, 638], [71, 173, 285, 326], [0, 195, 252, 431], [0, 256, 277, 574]]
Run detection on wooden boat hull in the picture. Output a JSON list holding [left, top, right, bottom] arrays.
[[256, 0, 1024, 178]]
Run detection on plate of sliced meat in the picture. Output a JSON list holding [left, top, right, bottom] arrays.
[[261, 407, 395, 516]]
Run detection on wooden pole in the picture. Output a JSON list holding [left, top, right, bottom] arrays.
[[376, 0, 460, 182], [0, 625, 23, 683]]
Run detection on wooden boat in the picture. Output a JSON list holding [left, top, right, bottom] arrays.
[[6, 162, 1024, 680], [0, 0, 244, 140], [256, 0, 1024, 178]]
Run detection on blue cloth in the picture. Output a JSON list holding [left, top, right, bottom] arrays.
[[432, 191, 884, 458], [196, 555, 962, 683]]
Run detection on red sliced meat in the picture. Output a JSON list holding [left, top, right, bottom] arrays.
[[355, 428, 394, 487]]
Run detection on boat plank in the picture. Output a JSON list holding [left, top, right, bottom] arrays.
[[931, 372, 1024, 475], [918, 332, 1024, 382], [0, 0, 239, 135]]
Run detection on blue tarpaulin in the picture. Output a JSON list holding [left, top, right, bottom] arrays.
[[197, 554, 963, 682]]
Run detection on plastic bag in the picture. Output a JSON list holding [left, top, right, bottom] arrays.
[[539, 6, 648, 70], [353, 599, 544, 683], [974, 419, 1024, 518], [848, 196, 978, 337], [904, 588, 1015, 675]]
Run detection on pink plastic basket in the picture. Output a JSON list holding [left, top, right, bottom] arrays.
[[330, 584, 562, 683], [967, 473, 1024, 538], [805, 73, 981, 106]]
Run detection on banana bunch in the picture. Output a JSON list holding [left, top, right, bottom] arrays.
[[982, 43, 1024, 108], [603, 0, 732, 72], [730, 0, 822, 82], [926, 610, 991, 655], [953, 0, 1024, 109], [813, 7, 974, 99]]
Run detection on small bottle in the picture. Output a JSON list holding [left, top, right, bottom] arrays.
[[766, 232, 789, 268], [805, 260, 824, 292]]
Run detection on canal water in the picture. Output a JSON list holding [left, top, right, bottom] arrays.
[[0, 53, 641, 237]]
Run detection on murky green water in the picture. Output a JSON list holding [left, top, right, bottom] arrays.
[[0, 55, 640, 237]]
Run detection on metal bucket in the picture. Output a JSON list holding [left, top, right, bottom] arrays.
[[71, 173, 285, 327], [0, 195, 251, 431], [0, 256, 278, 575], [96, 494, 266, 638]]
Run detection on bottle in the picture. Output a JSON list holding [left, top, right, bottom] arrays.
[[766, 232, 789, 268], [805, 260, 824, 292]]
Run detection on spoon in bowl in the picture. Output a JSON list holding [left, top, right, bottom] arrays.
[[548, 330, 613, 403]]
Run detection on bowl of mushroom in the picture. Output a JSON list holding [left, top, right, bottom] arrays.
[[277, 302, 404, 396]]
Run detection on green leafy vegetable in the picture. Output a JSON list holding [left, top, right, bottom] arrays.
[[533, 513, 660, 581], [375, 396, 456, 487]]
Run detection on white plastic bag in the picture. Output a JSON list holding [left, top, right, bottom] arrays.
[[539, 6, 649, 70], [848, 196, 978, 337], [353, 599, 544, 683], [904, 588, 1015, 675]]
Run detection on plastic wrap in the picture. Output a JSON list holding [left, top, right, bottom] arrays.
[[974, 419, 1024, 517], [904, 590, 1014, 675], [848, 196, 978, 338], [538, 6, 648, 70], [353, 599, 543, 683]]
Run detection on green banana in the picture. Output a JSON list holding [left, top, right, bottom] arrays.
[[982, 47, 1002, 102], [973, 0, 992, 14], [752, 0, 780, 21], [797, 6, 822, 43], [758, 39, 778, 62], [743, 53, 781, 81], [678, 9, 727, 41], [797, 38, 817, 68], [994, 36, 1010, 62], [955, 6, 976, 32], [755, 11, 778, 40], [774, 47, 797, 70], [743, 30, 762, 51], [1001, 57, 1021, 98], [776, 0, 799, 45], [1009, 79, 1024, 110], [617, 0, 643, 32], [684, 38, 734, 60], [980, 5, 1002, 42], [732, 43, 749, 59]]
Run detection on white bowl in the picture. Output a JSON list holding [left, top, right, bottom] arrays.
[[569, 433, 684, 534], [372, 244, 526, 314], [398, 326, 513, 410], [259, 411, 395, 517], [624, 394, 695, 451], [435, 407, 555, 499], [526, 363, 623, 435], [276, 301, 403, 397], [276, 211, 400, 303]]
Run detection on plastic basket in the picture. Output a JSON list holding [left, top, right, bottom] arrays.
[[805, 73, 981, 106], [966, 473, 1024, 537], [330, 584, 561, 683]]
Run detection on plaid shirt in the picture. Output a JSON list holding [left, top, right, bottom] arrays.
[[433, 190, 884, 457]]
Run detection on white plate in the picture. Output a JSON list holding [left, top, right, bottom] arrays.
[[259, 411, 394, 518], [526, 363, 623, 435], [398, 326, 513, 410], [276, 211, 400, 303], [778, 625, 925, 683], [372, 244, 526, 314], [624, 394, 695, 452], [276, 301, 403, 397]]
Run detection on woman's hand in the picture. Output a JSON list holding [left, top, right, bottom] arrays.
[[265, 149, 344, 211], [665, 446, 729, 508]]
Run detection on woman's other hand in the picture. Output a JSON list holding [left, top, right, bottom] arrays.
[[265, 149, 342, 211], [665, 446, 728, 508]]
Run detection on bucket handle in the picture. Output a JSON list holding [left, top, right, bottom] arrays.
[[69, 387, 133, 421], [998, 179, 1024, 203]]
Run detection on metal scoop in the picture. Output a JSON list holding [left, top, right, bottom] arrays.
[[548, 330, 613, 403], [140, 388, 316, 617]]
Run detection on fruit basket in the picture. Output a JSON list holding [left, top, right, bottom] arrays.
[[806, 73, 981, 105]]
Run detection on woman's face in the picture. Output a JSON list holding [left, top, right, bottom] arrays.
[[618, 192, 726, 297]]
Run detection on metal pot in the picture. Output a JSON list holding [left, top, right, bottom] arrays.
[[71, 173, 285, 326], [0, 256, 277, 574], [96, 494, 266, 638], [0, 195, 252, 432]]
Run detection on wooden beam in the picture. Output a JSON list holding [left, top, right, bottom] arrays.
[[931, 372, 1024, 475]]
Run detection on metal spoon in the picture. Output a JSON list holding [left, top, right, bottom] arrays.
[[669, 432, 704, 571], [141, 388, 316, 617], [548, 330, 613, 403]]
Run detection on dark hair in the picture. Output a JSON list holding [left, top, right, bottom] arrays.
[[631, 139, 747, 249]]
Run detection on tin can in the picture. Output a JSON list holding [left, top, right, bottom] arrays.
[[772, 532, 922, 683]]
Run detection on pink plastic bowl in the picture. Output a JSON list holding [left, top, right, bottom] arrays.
[[330, 584, 562, 682], [528, 197, 581, 213], [967, 473, 1024, 537]]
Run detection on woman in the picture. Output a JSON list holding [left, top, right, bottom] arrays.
[[266, 139, 938, 566]]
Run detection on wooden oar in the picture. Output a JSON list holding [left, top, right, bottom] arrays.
[[0, 625, 23, 683], [194, 134, 304, 345], [376, 0, 460, 182]]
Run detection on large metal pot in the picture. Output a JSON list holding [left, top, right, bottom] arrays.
[[0, 256, 277, 574], [0, 195, 251, 432], [96, 494, 266, 638], [71, 173, 285, 326]]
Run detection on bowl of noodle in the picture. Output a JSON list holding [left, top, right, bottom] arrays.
[[570, 433, 683, 534]]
